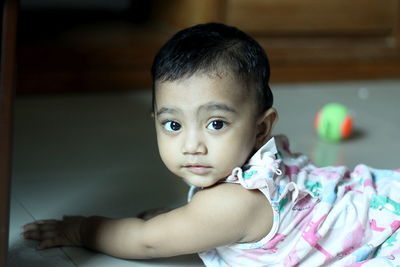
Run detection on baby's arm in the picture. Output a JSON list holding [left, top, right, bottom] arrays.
[[22, 183, 272, 259]]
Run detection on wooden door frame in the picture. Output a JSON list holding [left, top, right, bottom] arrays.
[[1, 0, 18, 265]]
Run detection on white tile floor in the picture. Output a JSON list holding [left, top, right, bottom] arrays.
[[8, 79, 400, 266]]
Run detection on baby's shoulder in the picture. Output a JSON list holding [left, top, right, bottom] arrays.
[[195, 182, 265, 205], [191, 183, 273, 243]]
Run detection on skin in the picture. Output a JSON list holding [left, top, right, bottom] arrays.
[[21, 72, 278, 259]]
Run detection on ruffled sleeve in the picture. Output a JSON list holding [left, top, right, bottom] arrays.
[[226, 137, 283, 198]]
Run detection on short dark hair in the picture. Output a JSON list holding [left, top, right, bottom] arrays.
[[151, 22, 273, 112]]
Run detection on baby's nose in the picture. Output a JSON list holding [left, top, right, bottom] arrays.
[[181, 131, 207, 155]]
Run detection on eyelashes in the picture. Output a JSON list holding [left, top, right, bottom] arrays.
[[161, 119, 230, 132], [206, 120, 228, 131]]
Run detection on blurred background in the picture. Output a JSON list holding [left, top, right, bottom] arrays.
[[17, 0, 400, 93]]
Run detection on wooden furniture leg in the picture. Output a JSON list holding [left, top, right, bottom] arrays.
[[0, 0, 19, 265]]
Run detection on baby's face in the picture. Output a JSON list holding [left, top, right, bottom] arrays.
[[154, 73, 263, 188]]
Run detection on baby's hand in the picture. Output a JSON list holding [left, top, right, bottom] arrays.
[[21, 216, 86, 250]]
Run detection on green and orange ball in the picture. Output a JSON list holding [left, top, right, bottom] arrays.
[[314, 103, 353, 142]]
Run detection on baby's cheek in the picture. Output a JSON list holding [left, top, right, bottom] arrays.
[[159, 145, 176, 169], [218, 156, 243, 177]]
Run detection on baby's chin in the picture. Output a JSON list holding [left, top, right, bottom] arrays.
[[182, 174, 230, 188]]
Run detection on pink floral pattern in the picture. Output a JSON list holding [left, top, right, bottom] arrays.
[[198, 135, 400, 266]]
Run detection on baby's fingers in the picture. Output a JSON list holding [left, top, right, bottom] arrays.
[[23, 220, 54, 232], [22, 220, 59, 232], [21, 220, 60, 241], [22, 217, 84, 249], [22, 227, 57, 241], [22, 219, 59, 232]]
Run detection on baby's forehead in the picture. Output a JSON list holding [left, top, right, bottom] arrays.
[[153, 73, 260, 115], [154, 71, 252, 95]]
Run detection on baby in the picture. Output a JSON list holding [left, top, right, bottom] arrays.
[[22, 23, 400, 266]]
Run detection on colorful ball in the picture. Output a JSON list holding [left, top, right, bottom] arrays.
[[314, 103, 352, 142]]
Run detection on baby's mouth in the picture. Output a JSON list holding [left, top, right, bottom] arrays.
[[183, 165, 212, 175]]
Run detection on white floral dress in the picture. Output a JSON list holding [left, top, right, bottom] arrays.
[[191, 135, 400, 267]]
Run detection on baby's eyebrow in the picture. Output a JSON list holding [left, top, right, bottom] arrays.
[[200, 103, 238, 114], [156, 103, 237, 117], [156, 107, 179, 116]]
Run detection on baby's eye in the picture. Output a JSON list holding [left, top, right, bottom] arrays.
[[206, 120, 227, 131], [163, 121, 182, 132]]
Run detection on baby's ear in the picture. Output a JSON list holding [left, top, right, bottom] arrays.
[[255, 108, 278, 149]]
